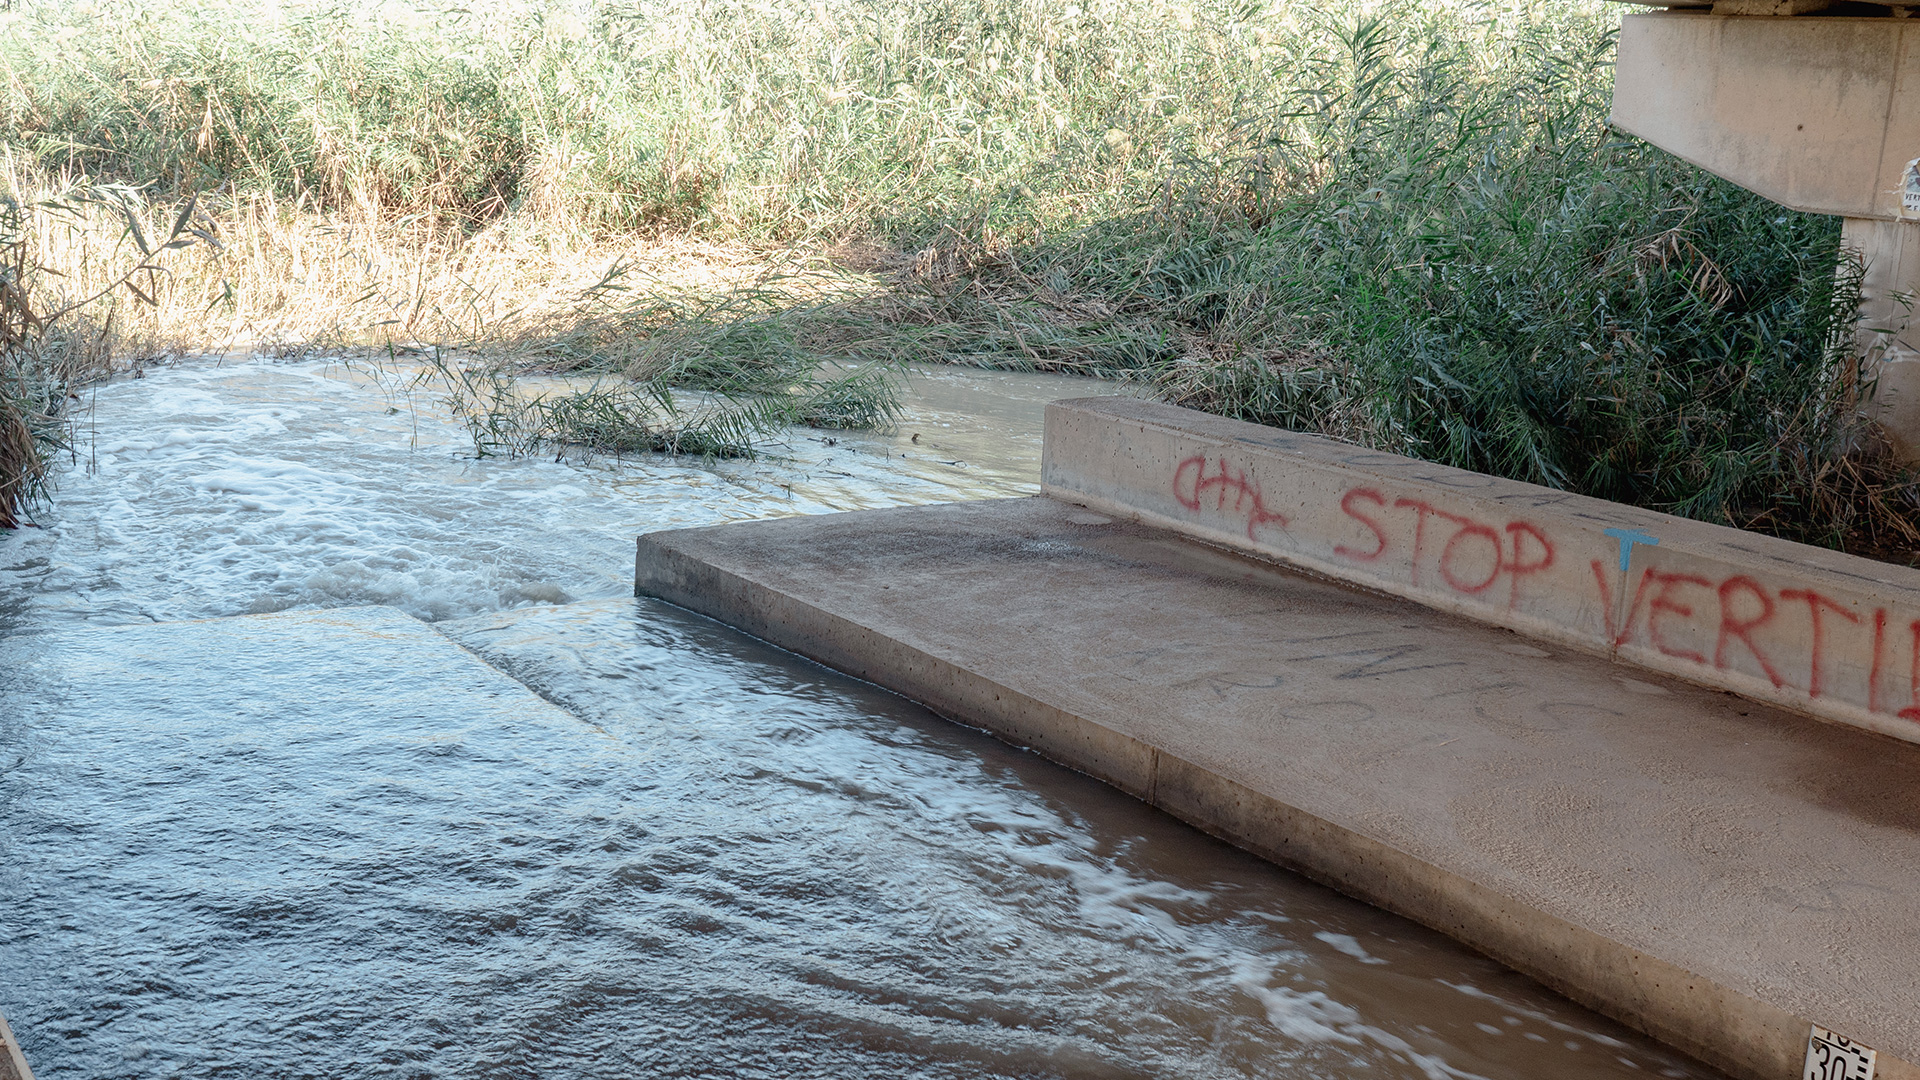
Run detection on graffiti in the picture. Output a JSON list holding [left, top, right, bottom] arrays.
[[1591, 566, 1718, 665], [1647, 571, 1712, 665], [1277, 631, 1469, 680], [1334, 492, 1556, 608], [1713, 577, 1783, 689], [1172, 455, 1289, 539], [1173, 671, 1288, 700], [1504, 524, 1554, 610], [1333, 488, 1388, 562], [1389, 496, 1443, 586], [1173, 464, 1558, 608], [1780, 589, 1859, 699], [1164, 454, 1920, 728], [1590, 561, 1920, 720], [1904, 620, 1920, 722], [1433, 511, 1502, 594], [1601, 526, 1660, 572], [1870, 609, 1888, 714]]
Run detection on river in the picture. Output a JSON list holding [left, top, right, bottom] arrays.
[[0, 357, 1714, 1078]]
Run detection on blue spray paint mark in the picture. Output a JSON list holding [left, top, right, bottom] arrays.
[[1602, 527, 1659, 572]]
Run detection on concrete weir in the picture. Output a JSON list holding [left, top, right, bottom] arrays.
[[1046, 397, 1920, 747], [636, 400, 1920, 1080]]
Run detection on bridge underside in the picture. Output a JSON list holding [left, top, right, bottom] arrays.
[[1615, 11, 1920, 457]]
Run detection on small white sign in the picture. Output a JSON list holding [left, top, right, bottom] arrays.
[[1804, 1025, 1876, 1080], [1903, 158, 1920, 216]]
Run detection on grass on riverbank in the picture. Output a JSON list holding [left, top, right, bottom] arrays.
[[4, 0, 1914, 558]]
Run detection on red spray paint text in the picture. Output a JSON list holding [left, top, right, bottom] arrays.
[[1332, 488, 1555, 610], [1165, 455, 1920, 726], [1173, 456, 1289, 539]]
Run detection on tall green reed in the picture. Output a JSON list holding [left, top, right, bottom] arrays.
[[1122, 10, 1892, 552], [4, 0, 1903, 555]]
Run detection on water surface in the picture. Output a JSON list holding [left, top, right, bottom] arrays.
[[0, 359, 1095, 633], [0, 358, 1715, 1078]]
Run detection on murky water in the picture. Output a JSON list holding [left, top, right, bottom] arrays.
[[0, 358, 1714, 1078]]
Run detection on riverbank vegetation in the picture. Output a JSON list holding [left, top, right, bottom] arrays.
[[0, 186, 174, 528], [3, 0, 1913, 557], [0, 195, 78, 530]]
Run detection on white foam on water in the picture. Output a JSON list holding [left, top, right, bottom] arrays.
[[1316, 931, 1390, 965], [0, 357, 1112, 633], [1232, 959, 1496, 1080]]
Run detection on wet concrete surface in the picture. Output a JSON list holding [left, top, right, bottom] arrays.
[[635, 495, 1920, 1080]]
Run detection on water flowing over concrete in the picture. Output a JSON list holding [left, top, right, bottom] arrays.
[[635, 496, 1920, 1080], [1, 356, 1717, 1079], [0, 360, 1102, 634]]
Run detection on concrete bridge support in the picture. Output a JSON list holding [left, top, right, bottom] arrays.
[[1845, 216, 1920, 449], [1612, 10, 1920, 454]]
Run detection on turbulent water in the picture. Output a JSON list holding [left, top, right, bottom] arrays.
[[0, 359, 1082, 634], [0, 358, 1715, 1078]]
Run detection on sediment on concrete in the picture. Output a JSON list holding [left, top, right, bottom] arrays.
[[636, 497, 1920, 1080], [1042, 396, 1920, 747]]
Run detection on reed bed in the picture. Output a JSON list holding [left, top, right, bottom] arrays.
[[2, 0, 1912, 557]]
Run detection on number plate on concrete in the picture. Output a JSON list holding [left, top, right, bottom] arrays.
[[1804, 1026, 1876, 1080]]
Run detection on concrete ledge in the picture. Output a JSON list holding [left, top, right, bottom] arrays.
[[636, 498, 1920, 1080], [1042, 396, 1920, 747], [633, 503, 1920, 1076], [0, 1012, 35, 1080]]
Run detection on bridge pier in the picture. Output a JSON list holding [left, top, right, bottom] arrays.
[[1613, 9, 1920, 454]]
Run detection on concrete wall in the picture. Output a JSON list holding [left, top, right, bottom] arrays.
[[1043, 396, 1920, 746], [1845, 216, 1920, 460]]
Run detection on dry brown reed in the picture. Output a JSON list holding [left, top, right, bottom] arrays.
[[8, 162, 877, 366]]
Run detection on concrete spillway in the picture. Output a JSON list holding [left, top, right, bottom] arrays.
[[635, 405, 1920, 1080], [7, 360, 1724, 1079]]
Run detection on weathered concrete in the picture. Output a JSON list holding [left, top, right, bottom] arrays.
[[1611, 13, 1920, 223], [1611, 11, 1920, 455], [636, 496, 1920, 1080], [1844, 216, 1920, 458], [1042, 395, 1920, 748], [0, 1012, 35, 1080]]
